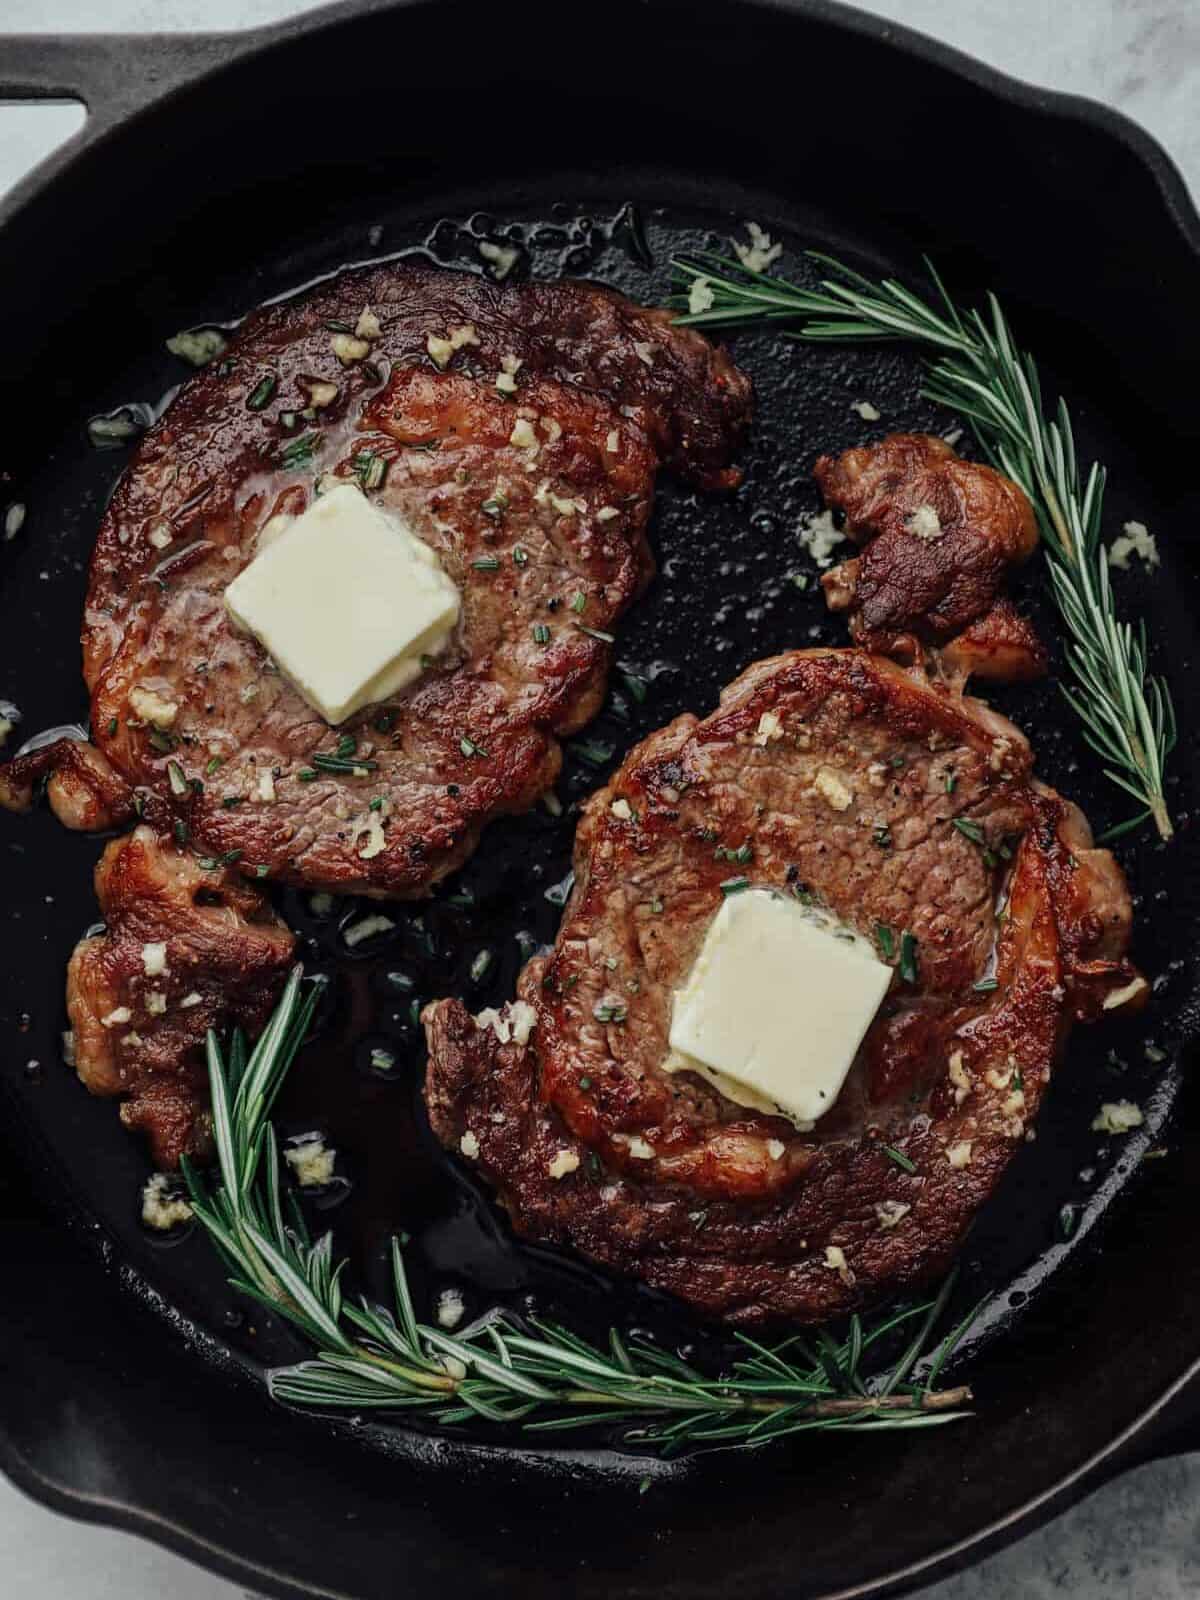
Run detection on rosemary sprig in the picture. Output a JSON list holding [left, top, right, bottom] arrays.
[[183, 973, 979, 1453], [671, 250, 1176, 840]]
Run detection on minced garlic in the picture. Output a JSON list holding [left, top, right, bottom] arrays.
[[1092, 1100, 1144, 1135], [129, 686, 178, 729], [547, 1149, 580, 1179], [813, 768, 853, 811], [733, 221, 782, 274], [330, 332, 370, 365]]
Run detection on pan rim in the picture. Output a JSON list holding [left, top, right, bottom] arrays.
[[1, 1348, 1194, 1600], [0, 0, 1198, 259]]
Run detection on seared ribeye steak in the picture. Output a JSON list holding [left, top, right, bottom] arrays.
[[817, 433, 1046, 681], [1, 266, 750, 898], [424, 649, 1143, 1324], [66, 826, 295, 1165]]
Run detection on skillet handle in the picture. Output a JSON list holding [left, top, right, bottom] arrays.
[[0, 31, 260, 130]]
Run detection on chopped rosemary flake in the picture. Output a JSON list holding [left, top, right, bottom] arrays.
[[374, 710, 396, 733], [205, 756, 223, 776], [945, 771, 957, 795], [445, 888, 474, 909], [106, 717, 118, 738], [246, 374, 276, 411], [369, 796, 384, 812], [1058, 1204, 1078, 1241], [173, 818, 189, 846], [649, 898, 664, 914], [279, 432, 319, 469], [325, 319, 354, 334], [899, 931, 919, 984], [166, 759, 188, 797], [352, 451, 388, 491], [221, 795, 242, 808], [579, 1076, 593, 1091], [470, 949, 493, 982], [198, 857, 219, 870], [221, 849, 243, 866], [875, 923, 896, 960], [873, 823, 892, 849], [620, 671, 648, 704], [532, 623, 551, 646], [472, 556, 502, 571], [571, 739, 614, 768], [298, 768, 318, 782], [312, 753, 377, 775], [972, 976, 999, 993], [576, 623, 615, 643], [715, 843, 754, 864], [255, 864, 270, 878], [720, 876, 751, 896], [335, 734, 357, 759], [481, 496, 507, 518], [569, 591, 587, 614], [953, 817, 987, 848], [890, 754, 906, 770], [593, 1000, 628, 1024], [882, 1144, 916, 1174], [513, 545, 529, 566], [459, 736, 489, 759]]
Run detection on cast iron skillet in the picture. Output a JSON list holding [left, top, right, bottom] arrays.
[[1, 2, 1199, 1596]]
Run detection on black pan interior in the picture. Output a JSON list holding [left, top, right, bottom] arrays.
[[1, 5, 1199, 1597]]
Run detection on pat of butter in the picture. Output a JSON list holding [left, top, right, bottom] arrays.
[[666, 890, 891, 1126], [224, 484, 460, 725]]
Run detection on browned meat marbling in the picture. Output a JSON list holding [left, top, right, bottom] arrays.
[[817, 433, 1045, 680], [66, 826, 296, 1165], [424, 649, 1143, 1325]]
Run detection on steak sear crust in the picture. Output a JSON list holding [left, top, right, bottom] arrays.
[[424, 649, 1143, 1324], [0, 737, 135, 830], [66, 825, 295, 1166], [6, 266, 750, 899], [817, 433, 1044, 679]]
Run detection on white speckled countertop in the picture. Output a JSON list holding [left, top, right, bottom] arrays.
[[1, 2, 1197, 1595]]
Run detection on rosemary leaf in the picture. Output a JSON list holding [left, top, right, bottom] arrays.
[[669, 250, 1176, 840], [183, 971, 980, 1455]]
